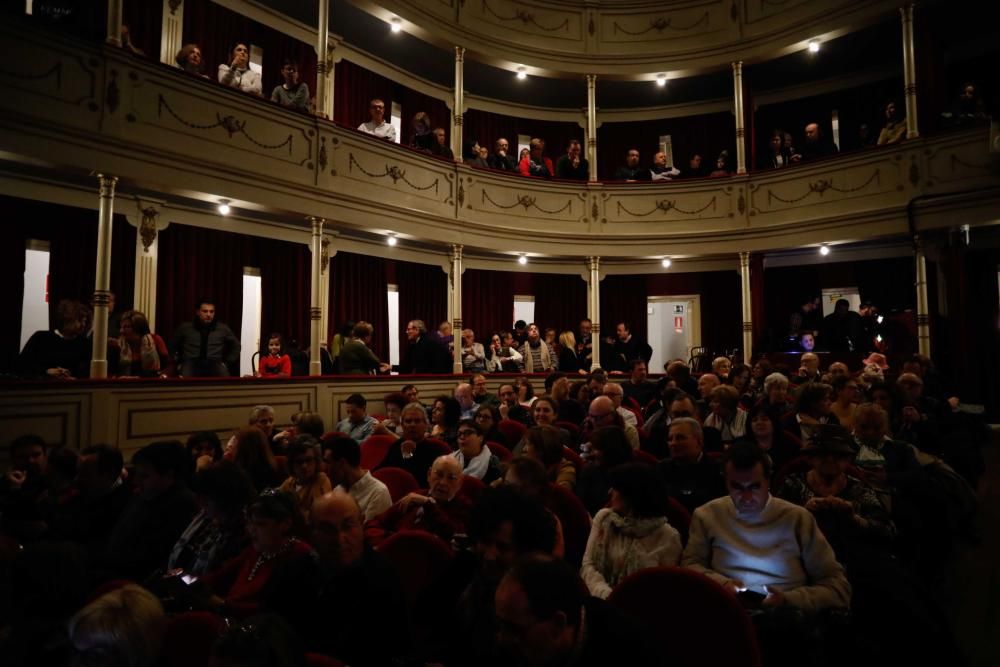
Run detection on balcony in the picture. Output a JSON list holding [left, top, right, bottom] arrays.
[[0, 16, 997, 259]]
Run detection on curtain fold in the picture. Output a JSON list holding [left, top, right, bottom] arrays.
[[533, 273, 588, 336], [396, 259, 447, 354], [600, 274, 648, 343], [462, 269, 515, 341], [258, 238, 311, 351], [328, 251, 390, 361]]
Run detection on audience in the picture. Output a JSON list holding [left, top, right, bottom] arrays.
[[453, 418, 502, 483], [217, 42, 261, 95], [18, 298, 91, 379], [175, 43, 208, 78], [256, 331, 291, 377], [322, 435, 392, 521], [357, 97, 396, 141], [278, 434, 332, 521], [171, 299, 240, 377], [657, 417, 727, 514], [334, 392, 378, 442], [576, 425, 634, 515], [614, 148, 652, 181], [68, 584, 166, 667], [519, 138, 553, 179], [270, 59, 309, 112], [377, 401, 439, 483], [877, 100, 906, 145], [488, 137, 518, 171], [520, 424, 576, 490], [555, 138, 588, 180]]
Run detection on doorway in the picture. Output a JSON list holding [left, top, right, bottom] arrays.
[[647, 295, 701, 373]]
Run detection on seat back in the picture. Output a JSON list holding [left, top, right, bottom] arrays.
[[371, 467, 421, 503], [361, 434, 398, 470], [273, 455, 289, 479], [542, 482, 591, 567], [665, 497, 693, 546], [422, 437, 454, 457], [376, 530, 454, 610], [497, 419, 527, 448], [305, 654, 345, 667], [459, 474, 486, 502], [487, 441, 513, 462], [632, 449, 659, 466], [161, 611, 226, 667], [608, 567, 761, 667]]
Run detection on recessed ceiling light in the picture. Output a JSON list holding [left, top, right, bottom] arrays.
[[808, 39, 820, 53], [819, 244, 830, 256], [387, 234, 397, 246], [390, 18, 401, 33], [516, 67, 527, 80], [661, 258, 672, 268], [518, 254, 528, 265], [656, 73, 667, 87], [217, 199, 230, 216]]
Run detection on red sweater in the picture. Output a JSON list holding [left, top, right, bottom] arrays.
[[202, 539, 313, 617], [259, 354, 291, 377]]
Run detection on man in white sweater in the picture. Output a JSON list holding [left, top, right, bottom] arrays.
[[682, 441, 851, 612]]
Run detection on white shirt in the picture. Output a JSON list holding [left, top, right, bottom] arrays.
[[357, 120, 397, 142], [616, 406, 638, 428], [346, 471, 392, 521], [217, 64, 261, 95]]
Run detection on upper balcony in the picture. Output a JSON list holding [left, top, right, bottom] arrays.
[[0, 15, 997, 261]]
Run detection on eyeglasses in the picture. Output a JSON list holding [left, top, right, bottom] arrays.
[[457, 430, 478, 438]]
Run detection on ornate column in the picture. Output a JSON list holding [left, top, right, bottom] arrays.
[[732, 61, 747, 175], [450, 244, 464, 374], [900, 4, 919, 139], [131, 204, 164, 331], [452, 47, 465, 161], [308, 217, 325, 376], [106, 0, 123, 46], [586, 75, 598, 182], [587, 256, 601, 370], [315, 0, 330, 118], [159, 0, 184, 66], [90, 174, 118, 378], [914, 236, 931, 356], [739, 252, 753, 362]]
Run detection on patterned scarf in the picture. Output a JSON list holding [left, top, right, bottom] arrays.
[[118, 334, 160, 373], [592, 511, 669, 587]]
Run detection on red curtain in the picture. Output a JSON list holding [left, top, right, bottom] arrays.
[[395, 259, 447, 352], [750, 255, 766, 359], [328, 251, 390, 361], [600, 274, 649, 342], [531, 273, 588, 336], [258, 238, 311, 350], [462, 269, 516, 340]]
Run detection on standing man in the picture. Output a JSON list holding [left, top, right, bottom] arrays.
[[610, 322, 652, 373], [171, 299, 240, 377], [400, 320, 450, 374], [577, 318, 594, 370], [357, 98, 396, 141]]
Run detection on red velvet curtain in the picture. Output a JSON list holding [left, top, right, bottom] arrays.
[[600, 274, 649, 342], [328, 251, 390, 361], [258, 238, 311, 350], [463, 108, 583, 169], [396, 259, 447, 352], [462, 269, 516, 340], [156, 224, 251, 343], [596, 112, 735, 181], [750, 255, 766, 359], [532, 273, 588, 336]]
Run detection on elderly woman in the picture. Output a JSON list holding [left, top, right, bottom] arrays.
[[711, 356, 731, 380], [851, 403, 924, 494], [519, 424, 575, 490], [69, 584, 166, 667], [759, 371, 793, 418], [581, 463, 682, 599], [278, 434, 332, 521], [782, 382, 839, 444], [174, 43, 208, 78], [218, 43, 262, 95], [169, 461, 255, 577], [200, 490, 311, 618], [522, 324, 554, 373], [115, 309, 170, 378], [18, 298, 91, 379], [452, 419, 501, 483], [460, 329, 487, 373], [704, 384, 747, 446]]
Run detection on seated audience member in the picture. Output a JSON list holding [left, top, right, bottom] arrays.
[[826, 361, 851, 382], [712, 356, 732, 379], [487, 332, 524, 372], [519, 138, 554, 179], [760, 371, 793, 418], [735, 403, 801, 473], [696, 372, 721, 420], [374, 391, 407, 437], [175, 43, 208, 78], [708, 150, 732, 177], [555, 139, 589, 180], [271, 489, 408, 666], [531, 395, 565, 434], [666, 391, 725, 457], [641, 386, 681, 458], [169, 461, 254, 577], [400, 319, 451, 374], [798, 122, 839, 161], [602, 382, 637, 428], [894, 372, 947, 449], [461, 329, 487, 373], [581, 463, 682, 599], [783, 381, 839, 445], [200, 490, 312, 618], [576, 426, 634, 515], [270, 60, 309, 112], [678, 152, 705, 179], [520, 424, 576, 490], [231, 427, 282, 492], [322, 435, 392, 521], [339, 321, 391, 374], [704, 384, 748, 446], [498, 382, 533, 425], [488, 137, 518, 172], [68, 584, 166, 667], [758, 129, 792, 169], [549, 373, 586, 424], [256, 332, 291, 377], [727, 362, 755, 409], [857, 122, 875, 148], [877, 100, 906, 145], [334, 393, 378, 443], [475, 404, 506, 444], [366, 455, 470, 546], [783, 130, 802, 163], [851, 403, 924, 492], [217, 43, 261, 95], [622, 359, 657, 408], [210, 614, 307, 667], [378, 402, 439, 483], [657, 418, 727, 514], [410, 112, 435, 151], [453, 419, 502, 483], [649, 151, 681, 181], [455, 382, 480, 419], [463, 139, 490, 168], [104, 441, 199, 579], [614, 148, 652, 181], [357, 98, 396, 141], [471, 373, 500, 407], [748, 359, 773, 400], [556, 330, 585, 374], [278, 435, 332, 521], [666, 360, 700, 396], [583, 395, 640, 450], [18, 298, 91, 379], [171, 299, 240, 377], [114, 309, 169, 377], [495, 555, 660, 666], [431, 126, 454, 159], [431, 395, 462, 447], [941, 81, 988, 127], [830, 375, 861, 430], [682, 441, 851, 610], [48, 444, 128, 550], [271, 410, 323, 450], [777, 425, 895, 561]]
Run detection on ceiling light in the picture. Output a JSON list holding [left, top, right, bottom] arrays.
[[390, 18, 401, 33], [656, 73, 667, 87], [819, 244, 830, 256], [518, 254, 528, 265], [808, 39, 820, 53], [516, 67, 527, 80], [217, 199, 230, 216], [661, 258, 672, 268], [387, 234, 397, 246]]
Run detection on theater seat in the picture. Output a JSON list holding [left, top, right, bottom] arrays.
[[632, 449, 659, 466], [422, 437, 454, 456], [376, 530, 454, 611], [555, 420, 581, 441], [320, 431, 351, 441], [305, 654, 345, 667], [665, 497, 693, 546], [542, 482, 591, 567], [497, 419, 527, 448], [273, 455, 289, 479], [161, 611, 226, 667], [608, 567, 761, 667], [360, 434, 398, 470], [459, 475, 486, 501], [371, 467, 421, 502], [487, 440, 513, 462]]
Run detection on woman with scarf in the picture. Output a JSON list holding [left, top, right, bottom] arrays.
[[451, 419, 501, 483], [581, 463, 682, 599], [114, 310, 170, 377]]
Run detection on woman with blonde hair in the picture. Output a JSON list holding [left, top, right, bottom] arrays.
[[557, 331, 585, 374], [68, 584, 166, 667]]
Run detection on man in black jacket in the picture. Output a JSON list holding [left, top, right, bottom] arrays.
[[400, 319, 451, 374], [487, 137, 518, 172], [657, 418, 726, 514], [171, 299, 240, 377]]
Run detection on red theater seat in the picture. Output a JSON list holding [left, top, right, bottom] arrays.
[[542, 482, 591, 567], [459, 474, 486, 502], [376, 530, 454, 610], [497, 419, 527, 448], [665, 497, 693, 546], [371, 467, 421, 503], [487, 440, 513, 462], [361, 434, 398, 470]]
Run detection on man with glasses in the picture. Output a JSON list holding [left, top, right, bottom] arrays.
[[602, 382, 638, 428], [488, 137, 518, 172], [400, 319, 451, 374], [498, 383, 533, 426], [584, 395, 639, 450], [357, 98, 396, 142], [470, 374, 500, 408]]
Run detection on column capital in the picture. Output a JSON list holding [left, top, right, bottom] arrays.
[[454, 45, 465, 61], [586, 74, 597, 86], [450, 243, 464, 261], [95, 173, 119, 193], [739, 250, 750, 264], [587, 256, 600, 271], [731, 60, 743, 74]]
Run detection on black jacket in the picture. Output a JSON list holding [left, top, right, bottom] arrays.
[[400, 334, 451, 374]]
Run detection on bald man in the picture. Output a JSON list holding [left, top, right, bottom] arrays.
[[269, 489, 410, 666], [365, 455, 471, 547], [584, 395, 640, 450]]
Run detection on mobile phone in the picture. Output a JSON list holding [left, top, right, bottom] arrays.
[[181, 574, 198, 585]]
